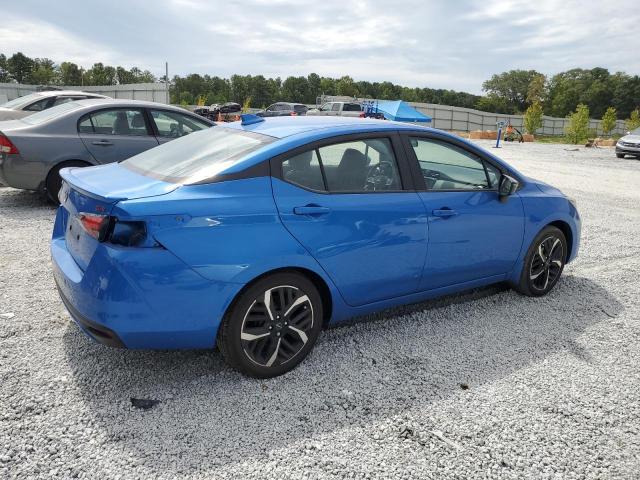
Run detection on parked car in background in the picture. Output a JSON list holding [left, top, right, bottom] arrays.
[[0, 99, 214, 202], [306, 101, 363, 117], [51, 115, 580, 378], [0, 90, 109, 121], [616, 127, 640, 158], [256, 102, 308, 117]]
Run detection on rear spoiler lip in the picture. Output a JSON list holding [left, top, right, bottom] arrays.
[[59, 167, 125, 203]]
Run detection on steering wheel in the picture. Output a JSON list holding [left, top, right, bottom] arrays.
[[365, 161, 395, 191]]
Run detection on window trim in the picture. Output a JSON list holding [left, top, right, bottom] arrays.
[[400, 132, 524, 193], [270, 131, 417, 195]]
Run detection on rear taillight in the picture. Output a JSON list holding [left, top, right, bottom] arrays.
[[290, 112, 298, 116], [0, 134, 18, 154], [78, 213, 111, 241], [77, 213, 149, 247]]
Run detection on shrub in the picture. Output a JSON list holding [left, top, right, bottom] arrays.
[[600, 107, 617, 136], [523, 101, 543, 134], [625, 109, 640, 132], [565, 104, 590, 144]]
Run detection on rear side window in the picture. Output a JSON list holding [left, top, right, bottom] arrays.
[[293, 104, 308, 113], [78, 109, 149, 136], [149, 109, 211, 138], [280, 138, 402, 192], [122, 127, 274, 184], [23, 98, 51, 112]]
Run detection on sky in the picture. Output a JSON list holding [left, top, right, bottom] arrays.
[[0, 0, 638, 94]]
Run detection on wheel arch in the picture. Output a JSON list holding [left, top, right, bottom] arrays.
[[221, 266, 334, 333], [547, 220, 573, 261], [45, 158, 94, 184]]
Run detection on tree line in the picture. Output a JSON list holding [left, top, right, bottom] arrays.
[[1, 51, 639, 122]]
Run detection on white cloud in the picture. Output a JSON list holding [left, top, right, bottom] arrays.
[[1, 0, 639, 93]]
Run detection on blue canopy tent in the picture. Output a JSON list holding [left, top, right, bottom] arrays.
[[373, 100, 432, 122]]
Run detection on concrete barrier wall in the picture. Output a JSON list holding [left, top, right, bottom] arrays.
[[0, 82, 169, 104]]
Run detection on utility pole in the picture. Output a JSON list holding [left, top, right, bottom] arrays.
[[165, 62, 169, 104]]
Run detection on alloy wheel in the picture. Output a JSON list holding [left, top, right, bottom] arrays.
[[529, 236, 564, 291], [240, 285, 314, 367]]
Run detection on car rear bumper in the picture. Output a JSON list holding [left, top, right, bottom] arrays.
[[0, 153, 46, 190], [51, 208, 244, 349]]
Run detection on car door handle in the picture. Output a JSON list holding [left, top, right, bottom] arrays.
[[432, 208, 458, 217], [91, 139, 113, 146], [293, 205, 331, 216]]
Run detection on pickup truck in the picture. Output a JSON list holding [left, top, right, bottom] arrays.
[[306, 101, 364, 117]]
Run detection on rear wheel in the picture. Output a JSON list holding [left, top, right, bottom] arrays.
[[217, 272, 323, 378], [514, 226, 567, 297], [45, 161, 90, 204]]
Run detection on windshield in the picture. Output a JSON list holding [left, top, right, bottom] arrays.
[[122, 127, 274, 184], [21, 101, 84, 125], [1, 93, 44, 109]]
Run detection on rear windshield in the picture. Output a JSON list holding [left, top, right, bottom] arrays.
[[21, 101, 84, 125], [122, 127, 274, 184], [343, 103, 362, 112], [1, 93, 44, 109]]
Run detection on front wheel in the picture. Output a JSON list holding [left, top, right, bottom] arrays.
[[514, 226, 567, 297], [217, 272, 323, 378]]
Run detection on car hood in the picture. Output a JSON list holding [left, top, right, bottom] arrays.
[[619, 134, 640, 143], [60, 162, 180, 203]]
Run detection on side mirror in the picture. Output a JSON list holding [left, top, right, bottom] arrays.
[[499, 174, 519, 199]]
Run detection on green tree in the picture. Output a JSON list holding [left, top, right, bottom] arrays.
[[600, 107, 617, 136], [336, 76, 357, 97], [482, 69, 543, 112], [7, 52, 34, 83], [57, 62, 82, 85], [565, 104, 590, 144], [523, 101, 544, 134], [625, 109, 640, 131], [0, 54, 11, 82], [475, 94, 514, 114], [29, 58, 56, 84], [526, 74, 547, 105]]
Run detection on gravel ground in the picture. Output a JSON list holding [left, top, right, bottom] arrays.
[[1, 141, 639, 479]]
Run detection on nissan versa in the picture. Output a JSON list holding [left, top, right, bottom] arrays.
[[51, 116, 581, 378]]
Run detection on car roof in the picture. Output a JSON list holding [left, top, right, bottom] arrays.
[[35, 90, 108, 98], [73, 98, 201, 113], [223, 115, 427, 139]]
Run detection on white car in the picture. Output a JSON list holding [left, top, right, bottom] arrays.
[[0, 90, 109, 121], [616, 127, 640, 159]]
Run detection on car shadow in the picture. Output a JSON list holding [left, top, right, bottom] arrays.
[[0, 187, 56, 219], [62, 274, 622, 472]]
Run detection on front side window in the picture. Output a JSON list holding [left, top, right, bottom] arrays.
[[409, 137, 499, 190], [320, 103, 332, 111], [150, 109, 210, 138], [331, 103, 341, 112], [122, 127, 274, 184], [281, 138, 402, 192], [80, 109, 149, 136]]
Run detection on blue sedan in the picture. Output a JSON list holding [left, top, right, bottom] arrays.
[[51, 115, 581, 377]]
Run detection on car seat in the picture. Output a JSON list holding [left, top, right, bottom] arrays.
[[285, 151, 323, 190], [333, 148, 368, 191], [112, 112, 131, 135]]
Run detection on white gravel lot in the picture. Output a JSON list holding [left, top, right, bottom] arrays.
[[1, 141, 639, 479]]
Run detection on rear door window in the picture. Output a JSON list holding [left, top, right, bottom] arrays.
[[149, 109, 211, 138], [343, 103, 362, 112], [79, 109, 150, 136]]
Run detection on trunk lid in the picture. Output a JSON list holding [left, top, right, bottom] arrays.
[[59, 162, 178, 271]]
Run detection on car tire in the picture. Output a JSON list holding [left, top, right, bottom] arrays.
[[217, 272, 324, 378], [514, 226, 567, 297], [45, 161, 90, 204], [616, 153, 625, 158]]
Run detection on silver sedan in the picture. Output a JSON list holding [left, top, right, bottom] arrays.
[[0, 99, 215, 202]]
